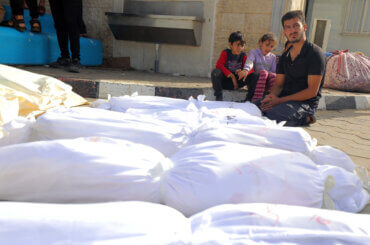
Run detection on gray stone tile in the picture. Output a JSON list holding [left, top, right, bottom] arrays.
[[325, 96, 356, 110], [155, 87, 203, 100], [99, 82, 155, 98], [355, 95, 370, 109]]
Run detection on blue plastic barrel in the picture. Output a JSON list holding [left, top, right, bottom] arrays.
[[0, 27, 49, 64], [0, 5, 102, 66]]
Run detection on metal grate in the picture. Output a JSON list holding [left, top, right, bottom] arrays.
[[343, 0, 370, 34]]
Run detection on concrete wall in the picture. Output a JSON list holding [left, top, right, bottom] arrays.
[[211, 0, 306, 69], [112, 0, 217, 77], [0, 0, 311, 77], [212, 0, 274, 69], [310, 0, 370, 56], [285, 0, 306, 13], [83, 0, 114, 58]]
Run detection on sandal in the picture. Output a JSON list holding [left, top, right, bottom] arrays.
[[12, 16, 26, 32], [30, 19, 41, 33], [1, 20, 14, 27]]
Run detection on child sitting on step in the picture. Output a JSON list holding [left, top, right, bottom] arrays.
[[239, 33, 278, 102], [211, 31, 258, 101]]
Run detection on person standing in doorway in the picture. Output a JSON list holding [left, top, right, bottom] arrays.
[[48, 0, 82, 73]]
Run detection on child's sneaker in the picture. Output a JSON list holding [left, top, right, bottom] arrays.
[[50, 57, 71, 68], [68, 58, 81, 73]]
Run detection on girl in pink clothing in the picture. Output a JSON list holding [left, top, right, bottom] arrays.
[[239, 33, 278, 102]]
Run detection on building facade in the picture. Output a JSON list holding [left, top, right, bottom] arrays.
[[0, 0, 308, 77], [308, 0, 369, 56]]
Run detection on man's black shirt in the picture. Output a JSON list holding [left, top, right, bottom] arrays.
[[277, 41, 326, 108]]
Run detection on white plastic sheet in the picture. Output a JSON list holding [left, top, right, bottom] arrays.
[[311, 145, 355, 172], [0, 64, 87, 126], [0, 137, 167, 203], [89, 95, 358, 173], [108, 95, 192, 112], [190, 203, 370, 245], [189, 123, 356, 172], [189, 123, 316, 154], [96, 95, 265, 127], [0, 117, 36, 147], [0, 201, 190, 245], [199, 107, 269, 126], [319, 165, 369, 212], [195, 95, 262, 117], [104, 95, 262, 118], [27, 107, 191, 156], [163, 141, 325, 216]]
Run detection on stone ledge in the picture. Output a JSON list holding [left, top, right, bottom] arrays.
[[63, 78, 369, 110]]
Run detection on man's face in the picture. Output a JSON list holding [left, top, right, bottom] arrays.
[[283, 17, 307, 43]]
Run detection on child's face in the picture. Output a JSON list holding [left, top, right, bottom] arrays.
[[259, 40, 277, 56], [229, 41, 245, 55]]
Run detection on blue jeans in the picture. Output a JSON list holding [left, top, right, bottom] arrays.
[[254, 99, 316, 127]]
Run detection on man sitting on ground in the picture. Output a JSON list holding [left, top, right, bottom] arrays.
[[255, 10, 326, 127]]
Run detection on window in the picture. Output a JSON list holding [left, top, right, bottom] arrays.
[[343, 0, 370, 34]]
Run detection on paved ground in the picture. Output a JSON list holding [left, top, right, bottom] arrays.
[[305, 110, 370, 171]]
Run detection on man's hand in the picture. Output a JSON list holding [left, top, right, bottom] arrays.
[[261, 94, 281, 111], [228, 73, 239, 90]]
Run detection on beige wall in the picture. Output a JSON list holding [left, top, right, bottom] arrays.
[[310, 0, 370, 56], [83, 1, 114, 58], [212, 0, 274, 68], [1, 0, 310, 76], [212, 0, 305, 68], [112, 0, 217, 77], [284, 0, 306, 13]]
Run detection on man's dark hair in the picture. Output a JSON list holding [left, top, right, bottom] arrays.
[[228, 31, 245, 45], [281, 10, 305, 26]]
